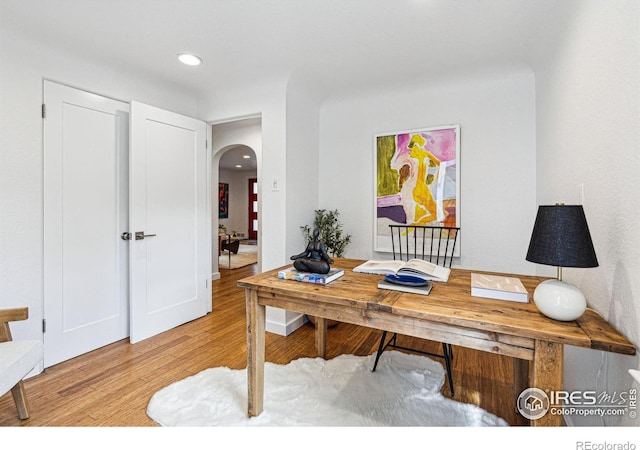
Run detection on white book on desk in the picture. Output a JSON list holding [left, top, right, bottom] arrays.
[[471, 273, 529, 303], [353, 259, 450, 282]]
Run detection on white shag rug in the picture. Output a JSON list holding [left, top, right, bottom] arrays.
[[147, 351, 508, 427]]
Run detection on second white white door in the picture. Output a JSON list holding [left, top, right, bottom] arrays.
[[129, 101, 210, 343]]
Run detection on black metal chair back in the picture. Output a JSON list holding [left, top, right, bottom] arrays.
[[373, 224, 461, 396], [389, 225, 460, 268]]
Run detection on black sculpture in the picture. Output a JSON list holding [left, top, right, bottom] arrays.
[[290, 228, 334, 274]]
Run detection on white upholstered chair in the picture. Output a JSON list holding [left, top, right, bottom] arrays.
[[0, 307, 44, 419]]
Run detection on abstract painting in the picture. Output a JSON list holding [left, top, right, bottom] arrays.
[[374, 125, 460, 253], [218, 183, 229, 219]]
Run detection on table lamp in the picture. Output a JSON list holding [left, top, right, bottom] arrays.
[[526, 204, 598, 321]]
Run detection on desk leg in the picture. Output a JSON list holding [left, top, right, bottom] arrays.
[[513, 358, 529, 404], [246, 288, 265, 417], [530, 340, 563, 427], [315, 317, 327, 358]]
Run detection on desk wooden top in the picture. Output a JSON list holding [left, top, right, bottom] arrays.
[[238, 258, 635, 356]]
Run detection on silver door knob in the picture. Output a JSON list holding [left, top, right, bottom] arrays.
[[135, 231, 157, 240]]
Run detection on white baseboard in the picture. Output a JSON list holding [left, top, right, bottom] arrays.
[[212, 272, 220, 281], [266, 313, 307, 336]]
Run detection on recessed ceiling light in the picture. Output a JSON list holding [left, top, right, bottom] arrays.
[[243, 155, 250, 159], [235, 164, 242, 168], [177, 53, 203, 66]]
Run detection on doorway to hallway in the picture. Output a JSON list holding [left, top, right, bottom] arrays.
[[212, 117, 261, 276]]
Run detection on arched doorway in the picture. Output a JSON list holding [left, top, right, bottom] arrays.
[[217, 144, 257, 240], [210, 117, 262, 278], [213, 143, 259, 275]]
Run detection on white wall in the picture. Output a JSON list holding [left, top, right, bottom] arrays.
[[201, 82, 289, 274], [204, 86, 301, 335], [285, 82, 321, 258], [0, 28, 199, 342], [533, 1, 640, 426], [319, 70, 537, 274], [206, 81, 322, 335]]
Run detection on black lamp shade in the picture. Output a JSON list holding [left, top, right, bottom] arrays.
[[526, 205, 598, 268]]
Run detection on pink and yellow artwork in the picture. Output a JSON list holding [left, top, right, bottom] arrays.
[[375, 125, 460, 252]]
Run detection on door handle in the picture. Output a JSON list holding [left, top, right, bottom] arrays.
[[121, 232, 132, 241], [135, 231, 157, 240]]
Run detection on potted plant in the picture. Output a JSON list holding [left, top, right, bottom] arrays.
[[300, 209, 352, 258]]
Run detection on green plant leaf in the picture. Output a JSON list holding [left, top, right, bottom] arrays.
[[300, 209, 351, 257]]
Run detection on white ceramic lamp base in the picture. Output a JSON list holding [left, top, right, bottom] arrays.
[[533, 279, 587, 321]]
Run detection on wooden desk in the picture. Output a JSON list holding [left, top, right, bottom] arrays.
[[238, 258, 636, 426]]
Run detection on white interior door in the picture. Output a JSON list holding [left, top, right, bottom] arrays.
[[43, 81, 130, 367], [129, 101, 210, 343]]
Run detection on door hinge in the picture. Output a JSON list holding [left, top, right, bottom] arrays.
[[205, 279, 208, 288], [41, 104, 46, 119], [42, 319, 46, 333]]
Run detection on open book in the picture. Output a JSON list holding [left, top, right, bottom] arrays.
[[353, 259, 451, 282]]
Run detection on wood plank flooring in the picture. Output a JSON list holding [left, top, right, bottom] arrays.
[[0, 263, 528, 426]]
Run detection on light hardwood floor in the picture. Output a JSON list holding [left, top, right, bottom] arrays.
[[0, 263, 528, 426]]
